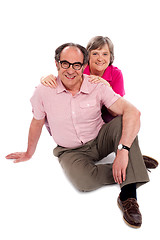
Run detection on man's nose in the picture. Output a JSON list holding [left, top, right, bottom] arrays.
[[67, 65, 75, 73]]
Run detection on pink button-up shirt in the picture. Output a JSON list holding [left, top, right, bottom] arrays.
[[30, 75, 120, 148]]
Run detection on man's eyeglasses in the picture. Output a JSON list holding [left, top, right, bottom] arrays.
[[59, 60, 83, 70]]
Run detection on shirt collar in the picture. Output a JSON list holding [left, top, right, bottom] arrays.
[[79, 75, 89, 94], [56, 77, 67, 94], [56, 75, 89, 94]]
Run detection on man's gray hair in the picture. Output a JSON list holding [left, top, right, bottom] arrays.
[[55, 43, 89, 65]]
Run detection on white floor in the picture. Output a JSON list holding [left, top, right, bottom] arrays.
[[1, 137, 159, 239], [1, 0, 160, 239]]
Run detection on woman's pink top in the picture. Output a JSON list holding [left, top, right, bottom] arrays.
[[84, 65, 125, 122]]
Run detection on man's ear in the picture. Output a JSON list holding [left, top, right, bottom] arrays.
[[55, 60, 60, 70]]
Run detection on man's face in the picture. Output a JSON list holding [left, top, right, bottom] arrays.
[[56, 46, 85, 91]]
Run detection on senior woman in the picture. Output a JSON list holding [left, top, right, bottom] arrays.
[[40, 36, 158, 169], [85, 36, 124, 95], [84, 36, 125, 122]]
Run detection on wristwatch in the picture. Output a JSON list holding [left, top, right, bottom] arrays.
[[118, 144, 130, 152]]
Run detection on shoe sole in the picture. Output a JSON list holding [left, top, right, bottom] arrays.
[[143, 155, 159, 168], [117, 200, 141, 229]]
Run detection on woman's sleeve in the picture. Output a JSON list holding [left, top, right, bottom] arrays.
[[111, 69, 125, 97]]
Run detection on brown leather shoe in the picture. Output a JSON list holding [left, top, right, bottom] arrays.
[[117, 195, 142, 228], [143, 155, 159, 169]]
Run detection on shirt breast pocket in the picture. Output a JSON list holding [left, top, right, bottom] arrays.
[[79, 100, 100, 121], [80, 100, 96, 108]]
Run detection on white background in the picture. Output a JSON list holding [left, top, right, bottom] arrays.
[[0, 0, 160, 239]]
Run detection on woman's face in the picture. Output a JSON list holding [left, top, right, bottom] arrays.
[[89, 43, 111, 76]]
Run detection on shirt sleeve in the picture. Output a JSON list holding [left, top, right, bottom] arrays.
[[99, 83, 121, 108], [30, 86, 46, 120], [111, 68, 125, 97]]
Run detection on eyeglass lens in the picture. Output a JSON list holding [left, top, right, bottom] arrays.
[[60, 61, 82, 70]]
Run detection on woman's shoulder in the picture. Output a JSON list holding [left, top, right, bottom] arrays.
[[109, 65, 122, 73], [83, 65, 90, 75], [109, 65, 123, 79], [109, 65, 125, 96], [102, 65, 123, 81]]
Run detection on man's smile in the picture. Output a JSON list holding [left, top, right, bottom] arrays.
[[65, 74, 76, 80]]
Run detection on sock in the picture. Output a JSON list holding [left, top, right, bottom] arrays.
[[120, 183, 137, 201]]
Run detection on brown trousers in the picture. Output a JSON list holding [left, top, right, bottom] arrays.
[[53, 116, 149, 192]]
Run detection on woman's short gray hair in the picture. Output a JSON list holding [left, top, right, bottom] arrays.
[[86, 36, 114, 65]]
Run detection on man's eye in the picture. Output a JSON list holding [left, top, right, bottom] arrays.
[[63, 62, 69, 66]]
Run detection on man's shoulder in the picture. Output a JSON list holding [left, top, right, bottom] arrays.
[[83, 74, 90, 80], [83, 74, 112, 94], [83, 74, 99, 90], [31, 83, 57, 102], [33, 83, 55, 94]]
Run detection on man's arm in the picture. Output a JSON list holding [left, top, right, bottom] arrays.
[[108, 98, 141, 184], [109, 97, 141, 147], [6, 117, 45, 163]]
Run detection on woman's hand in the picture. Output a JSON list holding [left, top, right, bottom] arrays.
[[88, 75, 110, 87], [41, 74, 57, 88]]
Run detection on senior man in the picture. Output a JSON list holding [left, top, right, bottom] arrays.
[[6, 43, 150, 228]]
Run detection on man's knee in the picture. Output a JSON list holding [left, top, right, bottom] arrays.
[[97, 116, 122, 151], [68, 166, 102, 192], [74, 181, 100, 192], [111, 115, 122, 132], [102, 116, 122, 135]]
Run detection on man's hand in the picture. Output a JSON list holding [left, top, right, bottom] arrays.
[[5, 152, 32, 163], [112, 150, 129, 184], [6, 118, 45, 164]]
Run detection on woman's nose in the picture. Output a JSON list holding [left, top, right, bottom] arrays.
[[97, 54, 103, 61]]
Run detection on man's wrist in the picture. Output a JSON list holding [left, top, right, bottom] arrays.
[[118, 144, 130, 152], [26, 150, 33, 158]]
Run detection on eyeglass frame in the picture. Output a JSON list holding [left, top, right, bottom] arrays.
[[58, 60, 84, 70]]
